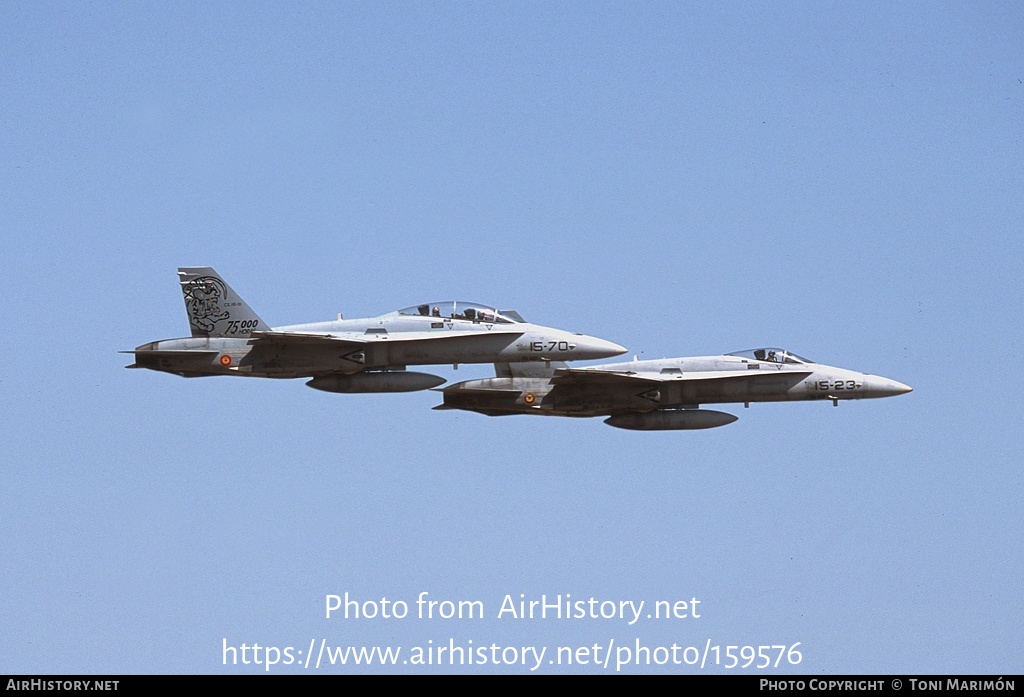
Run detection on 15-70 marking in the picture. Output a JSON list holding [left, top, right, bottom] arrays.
[[530, 340, 574, 352]]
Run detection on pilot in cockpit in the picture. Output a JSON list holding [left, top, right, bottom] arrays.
[[431, 306, 441, 317]]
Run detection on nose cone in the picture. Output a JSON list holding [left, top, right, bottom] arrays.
[[576, 335, 628, 360], [863, 376, 913, 398]]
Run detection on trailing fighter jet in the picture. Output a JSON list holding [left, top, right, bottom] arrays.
[[435, 348, 912, 429], [123, 267, 626, 393]]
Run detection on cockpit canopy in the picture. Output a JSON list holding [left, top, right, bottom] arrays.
[[398, 301, 521, 324], [727, 348, 814, 365]]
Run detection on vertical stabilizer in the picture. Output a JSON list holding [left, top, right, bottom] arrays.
[[178, 267, 270, 337]]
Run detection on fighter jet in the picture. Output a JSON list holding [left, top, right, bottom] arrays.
[[123, 267, 626, 393], [435, 348, 912, 429]]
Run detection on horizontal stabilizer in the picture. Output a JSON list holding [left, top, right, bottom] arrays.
[[121, 349, 220, 357], [122, 347, 222, 377]]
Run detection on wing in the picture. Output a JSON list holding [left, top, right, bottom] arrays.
[[248, 330, 367, 348], [249, 329, 524, 348], [551, 366, 815, 408], [554, 367, 812, 383], [550, 368, 665, 386], [247, 329, 525, 368]]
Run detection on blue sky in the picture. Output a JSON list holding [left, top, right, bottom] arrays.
[[2, 1, 1021, 674]]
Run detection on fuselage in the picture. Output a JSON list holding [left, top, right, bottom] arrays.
[[574, 354, 913, 406], [439, 350, 913, 418], [131, 307, 626, 379]]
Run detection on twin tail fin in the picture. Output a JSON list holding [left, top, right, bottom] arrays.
[[178, 267, 270, 338]]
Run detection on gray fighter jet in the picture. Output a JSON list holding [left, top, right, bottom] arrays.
[[435, 348, 912, 429], [124, 267, 626, 393]]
